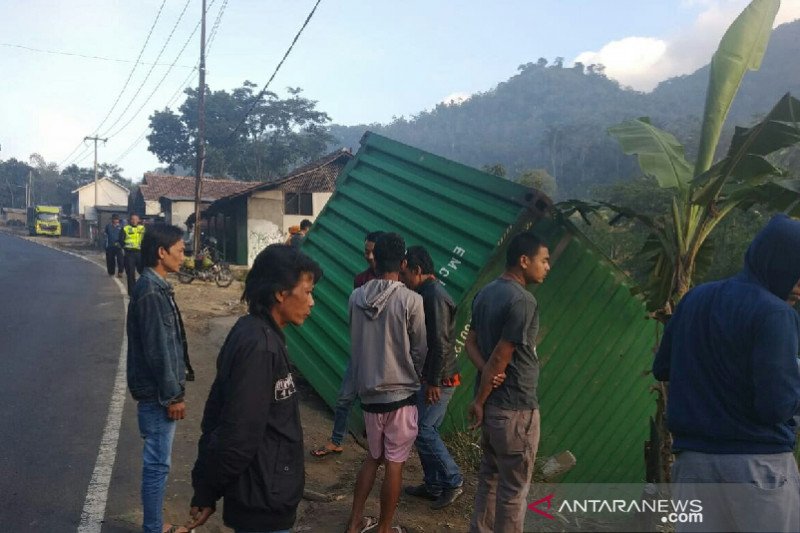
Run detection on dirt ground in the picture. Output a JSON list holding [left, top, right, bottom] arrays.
[[19, 232, 475, 533]]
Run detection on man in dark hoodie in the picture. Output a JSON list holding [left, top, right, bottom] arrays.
[[187, 244, 323, 533], [653, 214, 800, 533], [399, 245, 464, 510], [344, 232, 427, 533]]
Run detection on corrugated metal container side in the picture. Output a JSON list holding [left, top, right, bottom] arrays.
[[284, 132, 657, 483]]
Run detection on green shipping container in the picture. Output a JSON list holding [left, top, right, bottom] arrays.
[[285, 132, 657, 482]]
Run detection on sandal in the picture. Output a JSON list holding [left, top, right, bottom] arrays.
[[311, 443, 343, 457], [343, 515, 378, 533], [163, 525, 191, 533], [359, 516, 379, 532]]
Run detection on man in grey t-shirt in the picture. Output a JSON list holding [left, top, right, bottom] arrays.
[[466, 231, 550, 533]]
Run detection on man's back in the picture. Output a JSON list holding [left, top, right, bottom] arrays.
[[471, 278, 540, 410], [654, 274, 800, 453], [348, 279, 427, 404]]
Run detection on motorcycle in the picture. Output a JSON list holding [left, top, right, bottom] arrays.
[[177, 238, 234, 288]]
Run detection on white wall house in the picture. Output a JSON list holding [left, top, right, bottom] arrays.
[[205, 149, 352, 266], [71, 178, 129, 221]]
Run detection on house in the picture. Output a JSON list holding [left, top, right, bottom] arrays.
[[71, 177, 130, 221], [206, 149, 353, 265], [1, 207, 27, 226], [131, 173, 258, 228]]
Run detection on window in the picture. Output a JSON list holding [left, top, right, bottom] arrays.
[[285, 192, 313, 215]]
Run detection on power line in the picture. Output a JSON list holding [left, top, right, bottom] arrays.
[[59, 0, 176, 168], [92, 0, 168, 135], [104, 0, 218, 141], [111, 0, 228, 165], [226, 0, 323, 142], [97, 0, 193, 138], [0, 42, 194, 69]]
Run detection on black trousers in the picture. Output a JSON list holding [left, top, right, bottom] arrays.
[[105, 247, 124, 275], [124, 249, 143, 296]]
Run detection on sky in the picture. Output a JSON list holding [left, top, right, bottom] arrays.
[[1, 0, 798, 182]]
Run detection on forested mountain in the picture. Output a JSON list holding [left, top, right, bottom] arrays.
[[330, 20, 800, 199]]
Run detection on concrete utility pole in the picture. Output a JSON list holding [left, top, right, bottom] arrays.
[[84, 135, 108, 220], [192, 0, 207, 255]]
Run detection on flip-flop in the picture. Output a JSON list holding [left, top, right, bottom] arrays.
[[311, 444, 343, 457], [359, 516, 379, 532], [389, 527, 408, 533], [163, 525, 192, 533]]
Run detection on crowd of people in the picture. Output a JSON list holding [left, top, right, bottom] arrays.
[[123, 213, 800, 533]]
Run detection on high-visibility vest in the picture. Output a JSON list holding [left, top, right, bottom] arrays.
[[123, 224, 145, 250]]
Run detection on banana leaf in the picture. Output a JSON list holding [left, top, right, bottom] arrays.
[[695, 0, 779, 175]]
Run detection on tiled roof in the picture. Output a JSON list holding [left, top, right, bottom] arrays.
[[217, 149, 353, 202], [138, 174, 259, 202]]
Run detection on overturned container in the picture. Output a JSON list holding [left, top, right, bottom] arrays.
[[285, 132, 656, 482]]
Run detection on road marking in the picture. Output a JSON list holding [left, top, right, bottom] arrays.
[[7, 234, 131, 533]]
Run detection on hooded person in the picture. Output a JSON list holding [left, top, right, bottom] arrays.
[[343, 232, 427, 533], [653, 214, 800, 533]]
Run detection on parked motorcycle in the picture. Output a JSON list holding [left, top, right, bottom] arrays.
[[177, 240, 233, 288]]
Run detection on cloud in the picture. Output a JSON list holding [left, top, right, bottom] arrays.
[[572, 0, 799, 92], [574, 37, 668, 91], [441, 92, 470, 106]]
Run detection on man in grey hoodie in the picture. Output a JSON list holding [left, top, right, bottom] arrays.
[[344, 232, 427, 533]]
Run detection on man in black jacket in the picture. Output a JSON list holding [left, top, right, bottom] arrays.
[[399, 246, 464, 510], [188, 244, 323, 533]]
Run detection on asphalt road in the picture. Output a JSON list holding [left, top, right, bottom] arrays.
[[0, 233, 126, 531]]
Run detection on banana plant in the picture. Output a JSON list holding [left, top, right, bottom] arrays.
[[561, 0, 800, 483], [568, 0, 800, 316]]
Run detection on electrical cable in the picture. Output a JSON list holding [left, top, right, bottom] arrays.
[[103, 0, 217, 140], [225, 0, 322, 142], [111, 0, 228, 165], [59, 0, 173, 167], [98, 0, 193, 138], [92, 0, 168, 135], [0, 42, 193, 68]]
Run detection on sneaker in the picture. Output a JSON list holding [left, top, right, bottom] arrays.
[[430, 486, 464, 510], [186, 370, 195, 382], [404, 483, 439, 501]]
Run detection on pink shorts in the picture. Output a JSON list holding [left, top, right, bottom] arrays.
[[363, 404, 418, 463]]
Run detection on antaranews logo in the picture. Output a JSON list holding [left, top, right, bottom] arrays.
[[528, 493, 703, 525]]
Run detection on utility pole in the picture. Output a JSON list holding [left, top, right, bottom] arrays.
[[193, 0, 207, 255], [84, 135, 108, 220], [27, 169, 32, 208]]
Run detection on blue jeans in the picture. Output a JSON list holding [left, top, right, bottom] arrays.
[[137, 401, 177, 533], [415, 386, 463, 494], [330, 363, 356, 446]]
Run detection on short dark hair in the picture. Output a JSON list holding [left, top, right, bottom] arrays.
[[405, 245, 434, 275], [111, 214, 119, 220], [129, 212, 139, 218], [374, 232, 406, 274], [243, 244, 323, 317], [506, 232, 544, 268], [366, 230, 384, 243], [300, 219, 312, 230], [141, 224, 184, 268]]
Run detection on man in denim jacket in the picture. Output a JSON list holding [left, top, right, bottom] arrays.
[[126, 224, 189, 533]]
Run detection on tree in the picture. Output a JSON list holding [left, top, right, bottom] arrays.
[[517, 168, 557, 197], [564, 0, 800, 483], [147, 82, 334, 181]]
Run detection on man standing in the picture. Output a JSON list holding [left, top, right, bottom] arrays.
[[312, 230, 384, 457], [122, 213, 146, 296], [188, 244, 323, 533], [654, 214, 800, 533], [289, 218, 312, 248], [467, 231, 550, 533], [344, 233, 427, 533], [399, 245, 464, 509], [104, 213, 124, 277], [126, 224, 189, 533]]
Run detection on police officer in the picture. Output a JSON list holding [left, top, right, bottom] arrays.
[[122, 213, 146, 296]]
